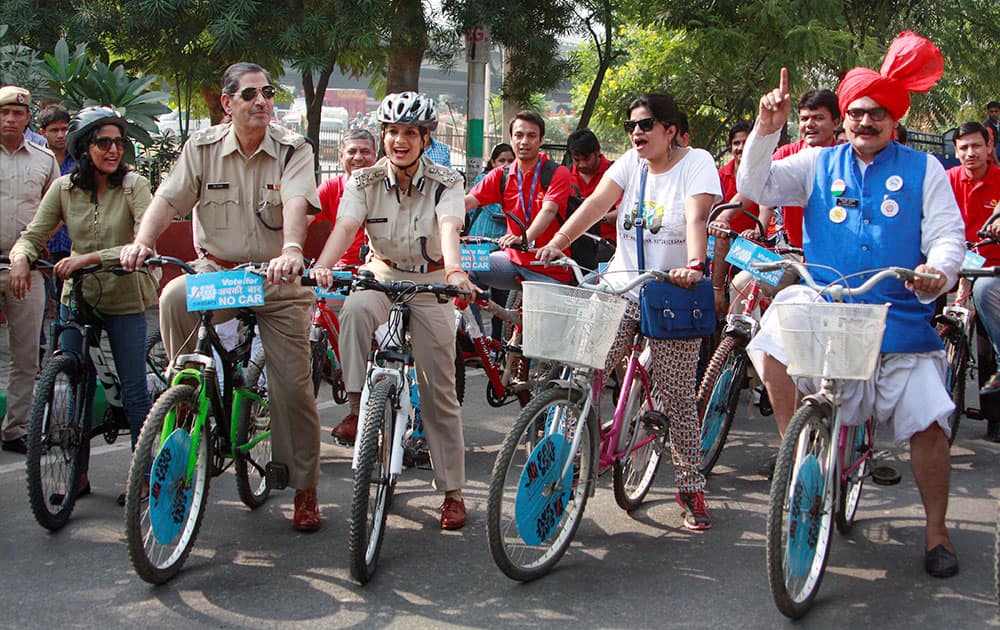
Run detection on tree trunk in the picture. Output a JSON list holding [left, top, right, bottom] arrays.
[[385, 0, 427, 93], [303, 66, 335, 181], [575, 0, 614, 131], [200, 84, 226, 124]]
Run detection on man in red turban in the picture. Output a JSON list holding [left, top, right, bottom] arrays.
[[737, 31, 965, 585]]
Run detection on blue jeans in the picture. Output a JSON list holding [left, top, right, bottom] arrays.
[[974, 276, 1000, 359], [58, 305, 150, 473]]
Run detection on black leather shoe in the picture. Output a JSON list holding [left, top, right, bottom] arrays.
[[982, 372, 1000, 396], [924, 544, 959, 578], [1, 436, 27, 454]]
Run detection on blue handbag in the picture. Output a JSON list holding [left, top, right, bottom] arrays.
[[633, 162, 716, 340]]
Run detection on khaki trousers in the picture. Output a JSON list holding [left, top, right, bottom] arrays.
[[1, 270, 45, 440], [159, 267, 320, 489], [341, 262, 465, 492]]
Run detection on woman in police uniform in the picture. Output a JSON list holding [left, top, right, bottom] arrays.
[[312, 92, 477, 530]]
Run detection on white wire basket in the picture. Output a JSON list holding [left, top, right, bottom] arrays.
[[521, 282, 628, 370], [775, 301, 889, 380]]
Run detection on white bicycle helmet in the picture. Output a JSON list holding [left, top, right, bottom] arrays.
[[377, 92, 437, 128]]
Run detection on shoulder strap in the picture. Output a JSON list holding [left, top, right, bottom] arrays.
[[122, 171, 140, 219], [499, 163, 511, 198], [434, 182, 446, 206], [284, 144, 296, 169], [539, 158, 558, 190]]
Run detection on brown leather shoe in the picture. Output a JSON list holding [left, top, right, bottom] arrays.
[[331, 413, 358, 445], [440, 496, 466, 530], [293, 488, 321, 532]]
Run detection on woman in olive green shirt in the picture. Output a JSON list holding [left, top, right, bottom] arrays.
[[10, 107, 158, 501]]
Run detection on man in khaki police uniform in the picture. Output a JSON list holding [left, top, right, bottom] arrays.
[[312, 92, 477, 529], [120, 63, 324, 531], [0, 86, 59, 454]]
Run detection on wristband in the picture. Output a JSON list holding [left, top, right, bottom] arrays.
[[282, 242, 303, 252], [446, 268, 468, 282], [553, 232, 572, 249], [686, 259, 707, 274]]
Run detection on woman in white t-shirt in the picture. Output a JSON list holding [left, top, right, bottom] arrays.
[[538, 93, 721, 530]]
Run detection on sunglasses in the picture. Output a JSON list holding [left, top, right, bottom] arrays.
[[92, 136, 127, 151], [845, 107, 888, 122], [236, 85, 277, 101], [623, 118, 657, 134]]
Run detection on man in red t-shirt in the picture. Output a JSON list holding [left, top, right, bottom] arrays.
[[947, 122, 1000, 427], [465, 110, 574, 285], [567, 127, 616, 264], [315, 128, 378, 267]]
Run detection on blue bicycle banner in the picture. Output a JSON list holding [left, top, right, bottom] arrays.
[[725, 237, 784, 286], [186, 270, 265, 311], [461, 243, 492, 271]]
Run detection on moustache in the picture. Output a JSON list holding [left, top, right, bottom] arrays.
[[852, 126, 879, 135]]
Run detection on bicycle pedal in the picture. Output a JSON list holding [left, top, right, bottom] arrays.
[[265, 462, 289, 490], [641, 410, 669, 438], [870, 465, 902, 486]]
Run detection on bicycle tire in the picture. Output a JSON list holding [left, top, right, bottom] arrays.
[[696, 335, 747, 474], [330, 347, 349, 405], [26, 354, 85, 531], [145, 328, 169, 400], [766, 400, 835, 619], [235, 357, 271, 509], [310, 332, 327, 399], [834, 421, 870, 534], [348, 378, 396, 584], [486, 386, 597, 581], [612, 368, 662, 511], [454, 336, 465, 406], [124, 384, 210, 584], [941, 331, 968, 446]]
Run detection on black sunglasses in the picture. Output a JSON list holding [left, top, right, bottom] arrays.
[[845, 107, 888, 122], [236, 85, 277, 101], [623, 118, 657, 134], [92, 136, 127, 151]]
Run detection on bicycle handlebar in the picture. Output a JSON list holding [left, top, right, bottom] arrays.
[[751, 259, 939, 301], [0, 256, 55, 271], [460, 235, 532, 252], [958, 266, 1000, 278]]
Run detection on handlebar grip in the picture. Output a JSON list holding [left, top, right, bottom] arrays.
[[300, 276, 318, 287]]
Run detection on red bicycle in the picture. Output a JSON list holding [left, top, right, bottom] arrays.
[[309, 269, 351, 405]]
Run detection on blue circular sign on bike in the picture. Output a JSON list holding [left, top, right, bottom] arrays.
[[786, 454, 824, 577], [149, 428, 195, 545], [515, 433, 574, 546]]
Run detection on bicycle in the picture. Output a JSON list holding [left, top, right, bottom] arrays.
[[698, 204, 802, 474], [755, 259, 937, 618], [123, 256, 274, 584], [308, 269, 350, 404], [25, 260, 140, 531], [343, 271, 468, 584], [485, 262, 672, 581]]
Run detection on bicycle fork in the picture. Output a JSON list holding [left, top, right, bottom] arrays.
[[351, 365, 411, 479]]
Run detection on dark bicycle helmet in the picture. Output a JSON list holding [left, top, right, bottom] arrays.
[[67, 106, 128, 160], [376, 92, 437, 128]]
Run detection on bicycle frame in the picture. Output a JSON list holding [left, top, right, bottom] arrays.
[[600, 338, 654, 468], [455, 300, 524, 403], [352, 302, 413, 479], [159, 310, 267, 485]]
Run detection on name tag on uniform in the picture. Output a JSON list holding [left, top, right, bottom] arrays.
[[461, 244, 491, 271], [265, 183, 280, 191], [366, 218, 388, 224], [206, 182, 230, 190], [835, 197, 860, 208], [186, 270, 264, 311], [724, 236, 783, 286]]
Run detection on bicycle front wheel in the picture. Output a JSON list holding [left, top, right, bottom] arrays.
[[486, 386, 597, 581], [310, 332, 327, 399], [766, 400, 835, 619], [124, 384, 210, 584], [26, 354, 85, 531], [348, 378, 397, 584], [834, 421, 871, 534], [612, 369, 661, 511], [235, 358, 271, 509], [942, 331, 968, 445], [696, 335, 747, 475]]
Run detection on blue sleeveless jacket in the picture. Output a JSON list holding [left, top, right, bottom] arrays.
[[804, 142, 941, 353]]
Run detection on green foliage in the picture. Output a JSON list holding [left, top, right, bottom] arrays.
[[0, 25, 48, 93], [37, 39, 171, 147]]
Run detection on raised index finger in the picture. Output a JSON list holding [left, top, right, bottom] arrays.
[[779, 67, 789, 99]]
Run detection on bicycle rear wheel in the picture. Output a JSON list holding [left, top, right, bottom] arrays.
[[941, 331, 968, 445], [834, 421, 871, 534], [124, 384, 210, 584], [348, 378, 396, 584], [612, 367, 661, 511], [235, 358, 271, 509], [310, 331, 327, 399], [486, 386, 597, 581], [696, 335, 747, 474], [26, 354, 86, 531], [766, 400, 835, 619]]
